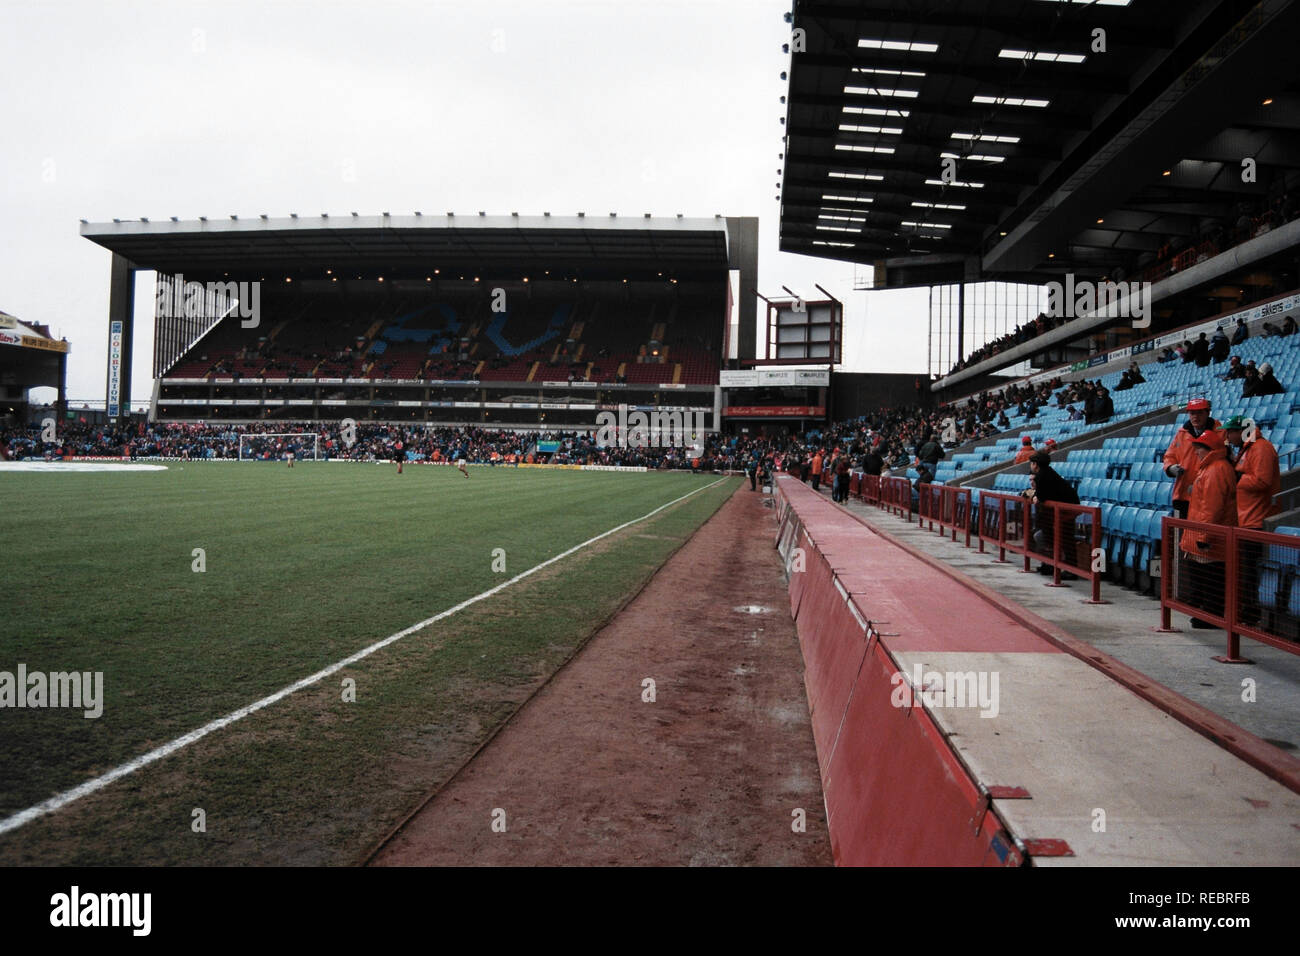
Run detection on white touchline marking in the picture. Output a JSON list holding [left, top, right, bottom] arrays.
[[0, 476, 730, 837]]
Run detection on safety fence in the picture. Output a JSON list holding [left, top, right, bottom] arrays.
[[1159, 518, 1300, 662], [900, 486, 1104, 603], [852, 473, 911, 519], [917, 483, 973, 548]]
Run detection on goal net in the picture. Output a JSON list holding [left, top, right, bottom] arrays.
[[237, 433, 320, 461]]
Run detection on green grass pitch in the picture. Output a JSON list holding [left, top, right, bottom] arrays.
[[0, 462, 738, 864]]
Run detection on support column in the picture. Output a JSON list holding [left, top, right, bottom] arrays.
[[725, 217, 760, 361], [106, 253, 136, 420], [957, 281, 965, 369], [56, 351, 67, 427]]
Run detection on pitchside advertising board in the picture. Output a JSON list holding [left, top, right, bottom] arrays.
[[1023, 293, 1300, 388], [107, 321, 123, 418]]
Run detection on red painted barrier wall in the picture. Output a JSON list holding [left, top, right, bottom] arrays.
[[776, 476, 1024, 866]]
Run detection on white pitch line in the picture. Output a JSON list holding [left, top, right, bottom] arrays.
[[0, 476, 730, 837]]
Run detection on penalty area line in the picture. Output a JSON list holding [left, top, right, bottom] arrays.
[[0, 476, 730, 838]]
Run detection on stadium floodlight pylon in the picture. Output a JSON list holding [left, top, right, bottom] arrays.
[[237, 433, 320, 462]]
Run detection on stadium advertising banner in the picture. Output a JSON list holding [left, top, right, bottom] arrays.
[[720, 369, 830, 388], [0, 328, 69, 353], [722, 405, 825, 417], [107, 320, 123, 417]]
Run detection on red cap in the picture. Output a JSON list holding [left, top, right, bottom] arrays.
[[1191, 430, 1225, 450], [1187, 398, 1211, 411], [1045, 438, 1058, 448], [1021, 436, 1032, 444]]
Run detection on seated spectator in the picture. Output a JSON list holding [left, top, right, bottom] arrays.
[[1158, 346, 1178, 363], [1066, 404, 1083, 421], [1013, 435, 1034, 464], [1261, 321, 1281, 337], [1241, 365, 1261, 397], [1224, 355, 1246, 380], [1180, 339, 1194, 363], [1256, 362, 1286, 395], [1231, 317, 1250, 345], [1283, 314, 1297, 336]]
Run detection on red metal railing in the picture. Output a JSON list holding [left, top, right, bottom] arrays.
[[1038, 500, 1105, 604], [917, 483, 972, 548], [972, 490, 1104, 602], [975, 490, 1031, 567], [1158, 518, 1300, 662], [856, 473, 911, 520], [879, 476, 911, 520]]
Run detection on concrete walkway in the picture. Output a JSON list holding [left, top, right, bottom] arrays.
[[836, 489, 1300, 754]]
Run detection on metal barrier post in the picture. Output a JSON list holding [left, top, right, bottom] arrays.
[[1214, 530, 1250, 664], [1156, 517, 1177, 632]]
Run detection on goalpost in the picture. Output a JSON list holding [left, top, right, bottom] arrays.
[[237, 433, 321, 462]]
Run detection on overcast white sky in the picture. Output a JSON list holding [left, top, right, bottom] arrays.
[[0, 0, 934, 404]]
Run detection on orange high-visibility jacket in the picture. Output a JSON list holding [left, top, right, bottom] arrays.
[[1235, 436, 1281, 529], [1180, 449, 1237, 562], [1163, 418, 1220, 503]]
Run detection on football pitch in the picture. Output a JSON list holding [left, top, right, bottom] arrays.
[[0, 462, 738, 864]]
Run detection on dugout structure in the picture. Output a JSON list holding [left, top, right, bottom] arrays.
[[79, 214, 760, 432]]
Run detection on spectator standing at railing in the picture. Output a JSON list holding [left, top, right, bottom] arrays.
[[1164, 398, 1220, 519], [810, 449, 824, 491], [833, 452, 850, 503], [915, 431, 943, 473], [1223, 415, 1281, 626], [861, 446, 884, 477], [1180, 430, 1238, 629], [1024, 451, 1080, 577]]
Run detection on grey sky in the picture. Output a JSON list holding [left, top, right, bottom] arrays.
[[1, 0, 931, 405]]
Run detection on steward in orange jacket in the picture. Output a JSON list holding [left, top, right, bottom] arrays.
[[1163, 398, 1220, 517], [1179, 429, 1237, 628], [1223, 415, 1281, 625], [1013, 435, 1034, 464], [1221, 416, 1281, 529]]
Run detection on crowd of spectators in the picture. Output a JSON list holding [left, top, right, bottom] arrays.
[[948, 186, 1300, 377]]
